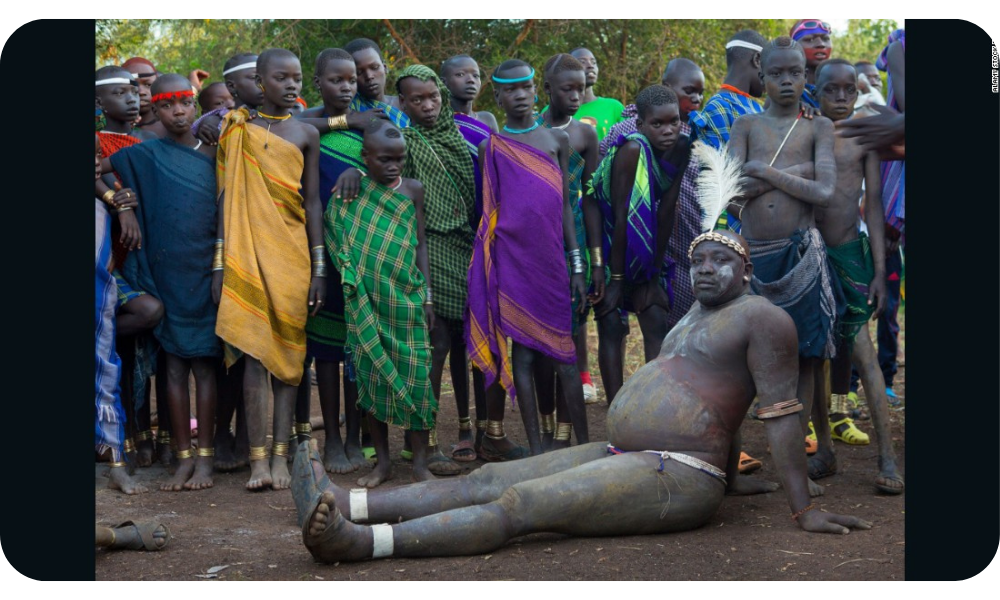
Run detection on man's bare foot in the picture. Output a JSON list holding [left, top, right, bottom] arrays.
[[136, 438, 154, 468], [874, 457, 904, 495], [808, 478, 826, 497], [184, 456, 215, 490], [345, 442, 366, 471], [324, 440, 355, 474], [161, 457, 195, 491], [726, 477, 780, 496], [107, 466, 149, 495], [247, 459, 273, 490], [304, 492, 372, 563], [271, 454, 292, 490], [357, 459, 392, 488]]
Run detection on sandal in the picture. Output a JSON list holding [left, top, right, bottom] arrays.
[[108, 521, 171, 551], [831, 417, 870, 445], [805, 422, 818, 455], [450, 440, 477, 463], [478, 436, 530, 462], [737, 452, 762, 474], [426, 452, 462, 476], [807, 455, 837, 480]]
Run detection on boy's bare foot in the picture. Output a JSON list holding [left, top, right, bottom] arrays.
[[324, 440, 355, 474], [357, 459, 392, 488], [271, 455, 292, 490], [345, 442, 366, 471], [161, 457, 195, 491], [107, 466, 149, 495], [247, 459, 273, 491], [184, 456, 215, 490]]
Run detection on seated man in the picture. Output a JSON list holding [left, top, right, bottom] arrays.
[[292, 229, 870, 563]]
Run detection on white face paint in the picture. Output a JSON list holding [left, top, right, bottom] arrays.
[[716, 264, 735, 290]]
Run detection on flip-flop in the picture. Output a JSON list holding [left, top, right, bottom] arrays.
[[807, 455, 837, 480], [450, 440, 477, 463], [737, 452, 762, 474], [361, 446, 376, 460], [478, 437, 530, 462], [399, 449, 413, 461], [427, 453, 462, 476], [110, 521, 171, 551]]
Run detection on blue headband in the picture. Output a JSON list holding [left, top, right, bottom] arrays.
[[492, 67, 535, 84]]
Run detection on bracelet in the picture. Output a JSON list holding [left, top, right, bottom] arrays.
[[589, 246, 604, 268], [213, 245, 225, 271], [117, 206, 133, 213], [328, 114, 348, 131], [311, 246, 328, 278], [102, 189, 116, 205], [610, 272, 624, 281], [568, 248, 585, 275], [791, 503, 816, 522]]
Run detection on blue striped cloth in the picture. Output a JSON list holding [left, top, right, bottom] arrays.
[[349, 94, 411, 128]]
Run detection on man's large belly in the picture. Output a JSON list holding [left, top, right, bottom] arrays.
[[606, 356, 743, 469]]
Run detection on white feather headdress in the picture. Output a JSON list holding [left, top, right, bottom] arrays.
[[692, 141, 745, 232]]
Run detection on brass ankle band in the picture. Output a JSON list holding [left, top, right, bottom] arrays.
[[157, 431, 171, 443], [458, 417, 472, 432], [486, 420, 505, 439], [123, 438, 136, 453], [135, 430, 153, 442], [175, 448, 194, 460], [540, 414, 556, 434], [830, 393, 850, 414], [554, 422, 572, 442], [272, 442, 290, 457], [108, 461, 128, 468], [428, 429, 438, 447], [296, 421, 313, 435], [197, 447, 215, 457], [475, 419, 488, 431], [249, 446, 268, 461]]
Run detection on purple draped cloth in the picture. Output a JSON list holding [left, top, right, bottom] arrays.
[[454, 113, 492, 228], [466, 134, 576, 403]]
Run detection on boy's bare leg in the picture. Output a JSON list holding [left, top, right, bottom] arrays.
[[852, 330, 904, 494], [472, 367, 488, 453], [214, 358, 242, 471], [270, 376, 296, 489], [797, 357, 825, 497], [409, 429, 435, 482], [186, 357, 217, 490], [343, 378, 365, 469], [108, 464, 149, 494], [809, 359, 837, 479], [154, 352, 174, 468], [358, 416, 392, 488], [161, 354, 195, 491], [135, 396, 154, 468], [316, 359, 353, 473], [295, 361, 312, 445], [450, 329, 476, 459], [635, 305, 668, 363], [303, 450, 723, 562], [596, 311, 626, 405], [511, 343, 543, 455], [555, 361, 589, 447], [424, 317, 461, 474], [533, 355, 557, 450], [243, 357, 273, 490]]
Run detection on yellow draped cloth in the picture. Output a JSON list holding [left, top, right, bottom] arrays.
[[215, 107, 310, 385]]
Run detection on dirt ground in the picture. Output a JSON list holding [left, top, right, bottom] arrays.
[[96, 315, 905, 581]]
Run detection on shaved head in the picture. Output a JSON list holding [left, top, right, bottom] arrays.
[[661, 58, 701, 86]]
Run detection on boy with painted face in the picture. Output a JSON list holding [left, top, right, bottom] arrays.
[[790, 20, 833, 109], [326, 119, 436, 487], [589, 84, 690, 407], [808, 59, 903, 495], [534, 53, 601, 445], [213, 48, 326, 492], [466, 60, 588, 458], [728, 37, 840, 496], [111, 74, 221, 492]]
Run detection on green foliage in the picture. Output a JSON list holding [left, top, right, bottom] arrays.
[[95, 19, 897, 116]]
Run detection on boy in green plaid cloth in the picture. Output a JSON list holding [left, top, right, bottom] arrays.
[[327, 120, 437, 487]]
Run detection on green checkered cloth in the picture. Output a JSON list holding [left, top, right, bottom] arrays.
[[326, 175, 436, 430], [397, 64, 476, 321]]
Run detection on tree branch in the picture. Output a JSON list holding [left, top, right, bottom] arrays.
[[382, 19, 419, 63], [506, 19, 535, 55]]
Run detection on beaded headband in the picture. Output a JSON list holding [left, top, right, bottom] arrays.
[[95, 77, 137, 87], [223, 62, 256, 76], [725, 40, 763, 52], [688, 231, 749, 261], [492, 67, 535, 84], [151, 89, 195, 104]]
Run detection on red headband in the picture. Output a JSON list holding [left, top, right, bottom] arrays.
[[151, 89, 195, 104]]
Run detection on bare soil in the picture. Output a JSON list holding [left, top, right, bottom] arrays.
[[96, 317, 905, 581]]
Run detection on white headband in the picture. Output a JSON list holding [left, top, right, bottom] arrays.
[[726, 40, 763, 52], [223, 62, 256, 76], [95, 77, 135, 87]]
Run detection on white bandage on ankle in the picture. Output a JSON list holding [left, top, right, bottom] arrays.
[[371, 524, 394, 558], [349, 488, 369, 521]]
